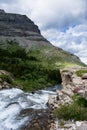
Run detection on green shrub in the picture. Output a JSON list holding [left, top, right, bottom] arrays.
[[16, 79, 46, 92], [53, 103, 87, 121], [0, 74, 13, 84], [73, 94, 87, 107], [53, 95, 87, 121], [76, 70, 87, 77], [48, 69, 62, 83]]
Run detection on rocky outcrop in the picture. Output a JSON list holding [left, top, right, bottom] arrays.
[[48, 66, 87, 109], [21, 109, 55, 130], [48, 90, 72, 110], [0, 70, 12, 89], [61, 66, 87, 100], [0, 10, 40, 35], [0, 70, 22, 89], [48, 66, 87, 130], [54, 119, 87, 130]]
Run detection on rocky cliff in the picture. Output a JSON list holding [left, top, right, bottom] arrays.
[[61, 66, 87, 99], [48, 66, 87, 109], [0, 9, 50, 48], [0, 9, 41, 35]]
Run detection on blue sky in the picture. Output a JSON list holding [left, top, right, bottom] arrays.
[[0, 0, 87, 64]]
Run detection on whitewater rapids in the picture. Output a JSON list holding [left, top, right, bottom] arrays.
[[0, 85, 61, 130]]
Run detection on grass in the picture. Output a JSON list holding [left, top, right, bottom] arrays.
[[76, 70, 87, 77], [53, 94, 87, 121]]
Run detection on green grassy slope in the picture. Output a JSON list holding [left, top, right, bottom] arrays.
[[0, 40, 85, 91]]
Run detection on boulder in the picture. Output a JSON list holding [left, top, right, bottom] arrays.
[[21, 109, 55, 130]]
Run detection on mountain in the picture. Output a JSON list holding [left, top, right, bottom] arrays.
[[0, 9, 84, 64], [0, 9, 85, 91]]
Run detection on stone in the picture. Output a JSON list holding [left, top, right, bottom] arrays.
[[77, 90, 85, 96], [22, 109, 54, 130], [82, 73, 87, 79], [0, 70, 13, 89], [64, 123, 76, 129]]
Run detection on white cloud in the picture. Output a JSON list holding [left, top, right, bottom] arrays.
[[28, 0, 87, 30]]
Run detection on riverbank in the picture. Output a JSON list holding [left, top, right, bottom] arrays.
[[48, 66, 87, 130]]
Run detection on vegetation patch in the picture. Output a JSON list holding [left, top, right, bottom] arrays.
[[53, 94, 87, 121], [0, 40, 85, 91], [0, 74, 16, 86], [0, 40, 62, 91], [0, 74, 12, 83], [76, 70, 87, 77]]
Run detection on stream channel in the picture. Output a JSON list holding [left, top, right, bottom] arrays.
[[0, 85, 62, 130]]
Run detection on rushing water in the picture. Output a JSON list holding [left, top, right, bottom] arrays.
[[0, 85, 61, 130]]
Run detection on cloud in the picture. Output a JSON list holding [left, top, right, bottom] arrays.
[[0, 0, 16, 4], [19, 0, 87, 31], [32, 0, 87, 30]]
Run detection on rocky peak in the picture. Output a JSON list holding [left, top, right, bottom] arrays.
[[0, 9, 40, 36], [0, 9, 5, 13], [0, 9, 51, 47]]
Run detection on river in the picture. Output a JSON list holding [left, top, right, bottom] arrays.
[[0, 85, 62, 130]]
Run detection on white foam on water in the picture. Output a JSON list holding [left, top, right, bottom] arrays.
[[27, 91, 55, 109], [0, 88, 23, 98], [0, 125, 7, 130], [2, 116, 29, 130], [0, 104, 21, 119], [0, 88, 28, 129], [0, 86, 59, 129]]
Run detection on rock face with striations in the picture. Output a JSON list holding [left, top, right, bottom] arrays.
[[0, 10, 40, 35], [0, 9, 50, 48]]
